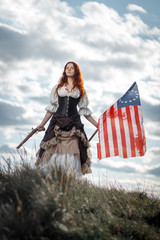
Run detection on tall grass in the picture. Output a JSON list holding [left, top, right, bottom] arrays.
[[0, 155, 160, 240]]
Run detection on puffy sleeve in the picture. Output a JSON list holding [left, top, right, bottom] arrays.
[[78, 93, 92, 116], [45, 85, 58, 113]]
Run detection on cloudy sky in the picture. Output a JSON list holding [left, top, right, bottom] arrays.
[[0, 0, 160, 196]]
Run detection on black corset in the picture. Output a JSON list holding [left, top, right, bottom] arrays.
[[55, 96, 80, 117]]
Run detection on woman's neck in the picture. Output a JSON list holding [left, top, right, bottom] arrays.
[[67, 77, 74, 85]]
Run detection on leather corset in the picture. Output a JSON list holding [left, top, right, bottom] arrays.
[[55, 95, 80, 117]]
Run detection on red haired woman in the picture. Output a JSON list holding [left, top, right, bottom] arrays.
[[35, 62, 98, 178]]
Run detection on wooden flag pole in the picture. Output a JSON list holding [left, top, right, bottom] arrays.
[[89, 128, 98, 142]]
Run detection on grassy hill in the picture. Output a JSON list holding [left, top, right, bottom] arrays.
[[0, 159, 160, 240]]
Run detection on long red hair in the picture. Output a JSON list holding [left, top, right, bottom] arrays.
[[55, 62, 86, 97]]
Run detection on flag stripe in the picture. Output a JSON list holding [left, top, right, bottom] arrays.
[[126, 106, 136, 157], [138, 107, 146, 154], [110, 104, 119, 156], [97, 142, 101, 160], [99, 115, 106, 159], [122, 107, 131, 157], [118, 108, 127, 158], [130, 106, 140, 157], [98, 117, 102, 159], [107, 115, 114, 156], [103, 111, 110, 157], [134, 105, 144, 156], [97, 117, 102, 159], [114, 112, 123, 157]]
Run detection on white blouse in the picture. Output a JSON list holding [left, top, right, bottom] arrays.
[[45, 85, 92, 116]]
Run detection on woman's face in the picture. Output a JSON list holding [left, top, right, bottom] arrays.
[[65, 63, 75, 77]]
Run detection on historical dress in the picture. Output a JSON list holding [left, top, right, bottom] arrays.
[[35, 85, 92, 178]]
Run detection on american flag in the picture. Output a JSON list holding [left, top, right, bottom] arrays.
[[97, 82, 146, 160]]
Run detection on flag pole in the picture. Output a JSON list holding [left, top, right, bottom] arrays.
[[89, 129, 98, 142]]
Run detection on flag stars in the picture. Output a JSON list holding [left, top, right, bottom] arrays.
[[117, 82, 141, 109]]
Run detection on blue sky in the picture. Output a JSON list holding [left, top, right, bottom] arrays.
[[71, 0, 160, 27], [0, 0, 160, 197]]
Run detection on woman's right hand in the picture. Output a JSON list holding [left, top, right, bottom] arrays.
[[36, 124, 45, 131]]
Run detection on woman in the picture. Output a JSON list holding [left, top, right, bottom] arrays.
[[35, 62, 98, 178]]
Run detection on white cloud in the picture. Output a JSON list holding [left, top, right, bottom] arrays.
[[127, 4, 147, 14], [0, 0, 74, 30], [147, 147, 160, 160], [145, 121, 160, 140]]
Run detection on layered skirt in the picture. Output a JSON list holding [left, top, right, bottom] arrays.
[[35, 114, 92, 177]]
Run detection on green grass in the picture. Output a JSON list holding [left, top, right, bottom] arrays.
[[0, 158, 160, 240]]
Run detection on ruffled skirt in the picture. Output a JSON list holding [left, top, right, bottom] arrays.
[[37, 153, 83, 178], [35, 114, 92, 176]]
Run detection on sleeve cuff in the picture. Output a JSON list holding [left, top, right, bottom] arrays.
[[79, 108, 92, 116], [45, 105, 57, 113]]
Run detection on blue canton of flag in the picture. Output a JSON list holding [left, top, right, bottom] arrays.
[[117, 82, 141, 109]]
